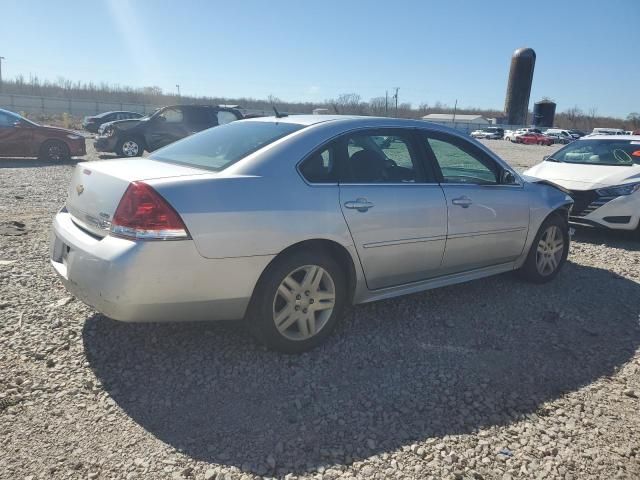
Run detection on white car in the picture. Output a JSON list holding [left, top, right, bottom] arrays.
[[505, 128, 541, 142], [470, 128, 502, 139], [524, 136, 640, 233]]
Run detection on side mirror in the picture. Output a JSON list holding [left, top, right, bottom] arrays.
[[501, 170, 517, 185]]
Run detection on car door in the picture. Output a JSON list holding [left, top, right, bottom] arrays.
[[146, 107, 190, 150], [421, 131, 529, 275], [337, 128, 447, 290], [0, 111, 32, 157]]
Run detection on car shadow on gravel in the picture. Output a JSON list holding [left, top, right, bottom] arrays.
[[83, 261, 640, 476], [572, 226, 640, 251]]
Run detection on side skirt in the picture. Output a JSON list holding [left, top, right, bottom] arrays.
[[355, 262, 516, 304]]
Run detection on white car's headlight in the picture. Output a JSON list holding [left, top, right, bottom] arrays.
[[596, 182, 640, 197], [66, 134, 81, 140]]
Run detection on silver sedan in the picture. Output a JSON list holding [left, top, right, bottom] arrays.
[[50, 116, 573, 352]]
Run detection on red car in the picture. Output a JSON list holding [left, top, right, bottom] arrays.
[[0, 108, 86, 161], [517, 132, 554, 146]]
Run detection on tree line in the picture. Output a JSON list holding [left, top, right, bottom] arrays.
[[2, 75, 637, 130]]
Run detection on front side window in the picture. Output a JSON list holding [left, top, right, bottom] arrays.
[[424, 133, 499, 185], [342, 132, 420, 183], [552, 139, 640, 166], [150, 120, 304, 171], [157, 107, 184, 123]]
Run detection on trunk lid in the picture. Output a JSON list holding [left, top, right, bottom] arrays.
[[65, 159, 209, 237]]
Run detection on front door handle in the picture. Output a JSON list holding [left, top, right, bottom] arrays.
[[344, 198, 374, 212], [451, 196, 472, 208]]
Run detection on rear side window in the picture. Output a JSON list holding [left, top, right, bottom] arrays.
[[342, 132, 421, 183], [149, 121, 304, 171], [217, 110, 239, 125], [299, 147, 337, 183]]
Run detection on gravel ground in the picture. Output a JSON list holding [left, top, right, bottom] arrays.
[[1, 140, 639, 480]]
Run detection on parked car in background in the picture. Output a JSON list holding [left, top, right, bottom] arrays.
[[51, 115, 573, 352], [94, 105, 243, 157], [544, 129, 574, 144], [505, 128, 541, 142], [470, 127, 503, 139], [568, 129, 587, 138], [518, 132, 554, 146], [590, 128, 626, 136], [82, 111, 144, 133], [524, 135, 640, 234], [0, 108, 86, 161]]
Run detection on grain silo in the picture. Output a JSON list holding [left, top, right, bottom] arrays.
[[504, 48, 536, 125], [533, 100, 556, 128]]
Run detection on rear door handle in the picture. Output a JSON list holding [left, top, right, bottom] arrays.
[[344, 198, 374, 212], [451, 196, 472, 208]]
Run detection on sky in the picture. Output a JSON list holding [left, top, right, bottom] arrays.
[[1, 0, 638, 118]]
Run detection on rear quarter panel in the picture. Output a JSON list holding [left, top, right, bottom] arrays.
[[149, 174, 353, 259]]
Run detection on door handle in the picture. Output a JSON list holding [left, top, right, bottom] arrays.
[[451, 196, 472, 208], [344, 198, 374, 212]]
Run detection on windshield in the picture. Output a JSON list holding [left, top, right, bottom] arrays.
[[551, 139, 640, 166], [149, 120, 304, 171]]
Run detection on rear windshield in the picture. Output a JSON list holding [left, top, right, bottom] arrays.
[[149, 121, 304, 171], [552, 139, 640, 166]]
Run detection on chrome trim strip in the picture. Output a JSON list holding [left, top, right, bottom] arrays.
[[447, 227, 527, 239], [363, 235, 446, 249]]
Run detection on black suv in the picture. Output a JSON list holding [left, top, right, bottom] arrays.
[[94, 105, 243, 157]]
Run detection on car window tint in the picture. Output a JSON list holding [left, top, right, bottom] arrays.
[[425, 135, 498, 185], [187, 108, 212, 125], [159, 108, 183, 123], [554, 139, 640, 165], [149, 121, 304, 171], [299, 146, 336, 183], [343, 133, 419, 183], [217, 111, 239, 125]]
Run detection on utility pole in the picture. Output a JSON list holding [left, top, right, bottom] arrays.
[[0, 57, 5, 93], [385, 90, 388, 116], [176, 84, 181, 97], [452, 99, 458, 123], [393, 87, 399, 117]]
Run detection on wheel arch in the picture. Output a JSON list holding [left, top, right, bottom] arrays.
[[251, 238, 359, 307]]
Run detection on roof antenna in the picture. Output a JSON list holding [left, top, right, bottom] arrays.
[[272, 105, 287, 118]]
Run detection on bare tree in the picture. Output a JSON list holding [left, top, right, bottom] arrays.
[[564, 106, 584, 128], [369, 97, 387, 116], [627, 112, 640, 130]]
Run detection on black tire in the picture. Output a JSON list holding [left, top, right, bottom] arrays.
[[116, 137, 144, 157], [518, 214, 569, 283], [246, 249, 347, 353], [39, 140, 70, 162]]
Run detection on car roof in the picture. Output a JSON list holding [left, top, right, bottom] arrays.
[[580, 135, 640, 140], [239, 114, 472, 133]]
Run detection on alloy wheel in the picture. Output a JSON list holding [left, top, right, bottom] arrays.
[[48, 144, 62, 161], [122, 140, 140, 157], [536, 225, 564, 276], [272, 265, 336, 341]]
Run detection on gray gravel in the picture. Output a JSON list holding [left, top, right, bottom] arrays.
[[1, 140, 639, 480]]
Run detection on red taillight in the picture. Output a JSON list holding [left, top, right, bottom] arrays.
[[111, 182, 189, 240], [632, 150, 640, 157]]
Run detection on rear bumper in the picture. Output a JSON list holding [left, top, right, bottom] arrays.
[[50, 211, 274, 322], [69, 139, 86, 157], [94, 136, 117, 153]]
